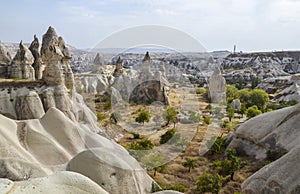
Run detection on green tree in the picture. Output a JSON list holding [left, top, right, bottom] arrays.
[[135, 111, 151, 124], [164, 107, 178, 126], [197, 173, 223, 194], [235, 77, 245, 90], [238, 88, 251, 103], [227, 107, 235, 121], [165, 184, 188, 192], [226, 85, 239, 104], [251, 76, 261, 89], [144, 153, 166, 177], [246, 105, 262, 119], [208, 135, 226, 155], [239, 103, 247, 117], [182, 158, 198, 172], [248, 89, 269, 111]]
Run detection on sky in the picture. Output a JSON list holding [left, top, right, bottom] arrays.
[[0, 0, 300, 52]]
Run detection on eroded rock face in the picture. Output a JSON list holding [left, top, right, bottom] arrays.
[[113, 56, 124, 77], [29, 35, 44, 80], [242, 145, 300, 194], [41, 27, 74, 91], [10, 41, 35, 80], [228, 103, 300, 160], [67, 148, 153, 194], [208, 68, 226, 103], [92, 53, 104, 73], [0, 171, 109, 194], [0, 42, 11, 65]]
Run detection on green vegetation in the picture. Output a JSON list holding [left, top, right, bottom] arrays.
[[135, 111, 151, 124], [160, 129, 175, 144], [164, 106, 178, 126], [208, 136, 226, 155], [96, 113, 106, 121], [203, 115, 211, 125], [165, 184, 188, 192], [251, 77, 261, 89], [197, 172, 223, 194], [267, 100, 298, 110], [210, 149, 241, 180], [127, 138, 154, 150], [227, 107, 235, 121], [195, 87, 207, 95], [246, 105, 262, 119], [182, 158, 198, 172], [168, 133, 190, 147], [145, 153, 166, 177], [131, 132, 141, 139]]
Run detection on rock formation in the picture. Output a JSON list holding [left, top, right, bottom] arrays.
[[41, 26, 74, 91], [0, 41, 11, 66], [29, 35, 43, 79], [241, 145, 300, 194], [92, 53, 104, 73], [228, 103, 300, 160], [0, 171, 109, 194], [9, 41, 35, 80], [113, 56, 124, 77], [230, 99, 241, 111], [141, 51, 152, 76], [208, 67, 226, 103], [67, 148, 153, 194]]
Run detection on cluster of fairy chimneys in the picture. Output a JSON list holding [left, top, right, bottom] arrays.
[[0, 26, 74, 90]]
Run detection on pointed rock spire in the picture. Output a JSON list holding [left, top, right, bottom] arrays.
[[0, 41, 11, 65], [143, 51, 150, 62]]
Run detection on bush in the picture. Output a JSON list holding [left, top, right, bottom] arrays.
[[128, 139, 154, 150], [135, 111, 151, 124], [168, 133, 190, 147], [96, 113, 106, 121], [166, 184, 188, 192], [197, 173, 223, 194], [208, 136, 226, 155], [195, 87, 207, 95], [203, 116, 211, 125], [210, 149, 241, 180], [164, 106, 178, 126], [132, 132, 140, 139], [182, 158, 198, 172], [160, 129, 175, 144], [246, 105, 262, 119]]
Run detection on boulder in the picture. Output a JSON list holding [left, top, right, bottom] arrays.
[[67, 148, 153, 194], [230, 99, 241, 111], [0, 171, 109, 194], [228, 103, 300, 159], [242, 145, 300, 194]]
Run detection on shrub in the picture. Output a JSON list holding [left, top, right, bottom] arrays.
[[164, 106, 178, 126], [168, 133, 190, 147], [210, 149, 241, 180], [166, 184, 188, 192], [227, 107, 235, 121], [132, 132, 140, 139], [128, 139, 154, 150], [160, 129, 175, 144], [208, 136, 226, 155], [96, 113, 105, 121], [182, 158, 198, 172], [195, 87, 207, 95], [197, 173, 223, 194], [203, 116, 211, 125], [246, 105, 262, 119], [135, 111, 151, 124]]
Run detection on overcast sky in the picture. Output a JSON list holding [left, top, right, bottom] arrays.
[[0, 0, 300, 52]]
